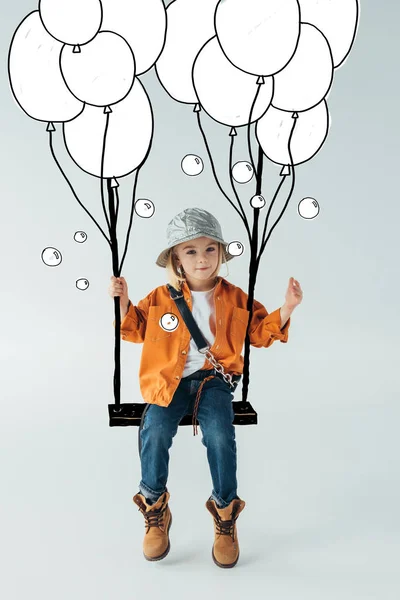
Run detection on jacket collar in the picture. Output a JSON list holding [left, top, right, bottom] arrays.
[[181, 276, 225, 296]]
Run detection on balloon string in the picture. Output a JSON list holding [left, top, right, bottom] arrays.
[[258, 174, 287, 260], [118, 77, 154, 276], [118, 166, 140, 275], [48, 130, 112, 248], [256, 118, 298, 265], [247, 84, 262, 178], [115, 185, 120, 222], [100, 112, 112, 234], [196, 111, 251, 240], [229, 135, 251, 246]]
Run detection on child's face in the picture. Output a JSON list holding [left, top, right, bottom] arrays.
[[174, 236, 219, 287]]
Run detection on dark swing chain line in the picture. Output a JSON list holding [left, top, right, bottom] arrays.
[[48, 129, 112, 248], [107, 180, 122, 406], [196, 111, 252, 242], [240, 145, 264, 405], [241, 118, 298, 402]]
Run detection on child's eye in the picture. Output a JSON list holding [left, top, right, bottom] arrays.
[[186, 247, 216, 255]]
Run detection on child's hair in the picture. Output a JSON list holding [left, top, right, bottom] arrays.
[[165, 242, 228, 290]]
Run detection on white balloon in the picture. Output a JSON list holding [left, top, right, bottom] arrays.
[[232, 162, 254, 184], [181, 155, 204, 176], [156, 0, 219, 104], [8, 12, 83, 123], [159, 313, 180, 332], [193, 37, 273, 127], [101, 0, 167, 75], [298, 197, 320, 219], [76, 278, 90, 291], [250, 195, 266, 209], [135, 199, 155, 218], [60, 31, 135, 107], [215, 0, 300, 76], [39, 0, 102, 46], [41, 247, 62, 266], [298, 0, 359, 68], [74, 231, 88, 242], [63, 78, 153, 178], [256, 101, 330, 166], [227, 241, 245, 257], [272, 23, 333, 112]]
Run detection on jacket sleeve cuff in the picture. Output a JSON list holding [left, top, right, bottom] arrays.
[[263, 308, 290, 343]]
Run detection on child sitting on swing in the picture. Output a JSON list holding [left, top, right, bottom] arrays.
[[108, 207, 303, 568]]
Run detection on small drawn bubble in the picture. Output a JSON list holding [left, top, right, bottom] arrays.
[[250, 195, 266, 209], [42, 247, 62, 267], [76, 278, 90, 291], [232, 161, 254, 184], [159, 313, 179, 332], [298, 197, 320, 219], [227, 241, 245, 257], [181, 154, 204, 176], [135, 199, 155, 218], [74, 231, 87, 243]]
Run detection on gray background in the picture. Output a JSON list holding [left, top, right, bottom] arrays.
[[1, 1, 399, 598]]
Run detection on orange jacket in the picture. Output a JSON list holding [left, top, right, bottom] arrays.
[[113, 276, 290, 407]]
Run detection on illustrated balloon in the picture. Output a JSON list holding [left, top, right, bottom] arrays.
[[39, 0, 102, 46], [215, 0, 301, 76], [60, 31, 135, 107], [181, 155, 204, 176], [272, 23, 334, 113], [298, 0, 359, 68], [193, 37, 273, 127], [232, 162, 254, 184], [63, 78, 153, 179], [156, 0, 219, 104], [256, 101, 330, 166], [8, 11, 83, 123], [100, 0, 167, 75]]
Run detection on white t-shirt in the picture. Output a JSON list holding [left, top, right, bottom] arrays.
[[182, 286, 216, 378]]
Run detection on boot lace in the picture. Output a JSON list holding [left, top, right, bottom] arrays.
[[139, 505, 166, 533], [214, 512, 239, 541]]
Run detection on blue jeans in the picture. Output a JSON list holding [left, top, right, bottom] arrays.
[[138, 369, 241, 508]]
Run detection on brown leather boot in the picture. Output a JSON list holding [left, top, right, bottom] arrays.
[[132, 490, 172, 561], [205, 497, 246, 568]]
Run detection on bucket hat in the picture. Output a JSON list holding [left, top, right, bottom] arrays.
[[155, 207, 235, 268]]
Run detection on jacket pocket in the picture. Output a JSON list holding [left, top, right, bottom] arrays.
[[146, 306, 173, 342], [230, 307, 250, 350]]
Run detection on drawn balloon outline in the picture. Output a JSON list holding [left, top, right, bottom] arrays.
[[38, 0, 103, 47], [8, 0, 360, 420]]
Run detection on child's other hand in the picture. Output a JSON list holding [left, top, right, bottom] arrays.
[[285, 277, 303, 309], [109, 276, 129, 308]]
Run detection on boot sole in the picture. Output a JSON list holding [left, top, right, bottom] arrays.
[[212, 545, 239, 569], [143, 512, 172, 562]]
